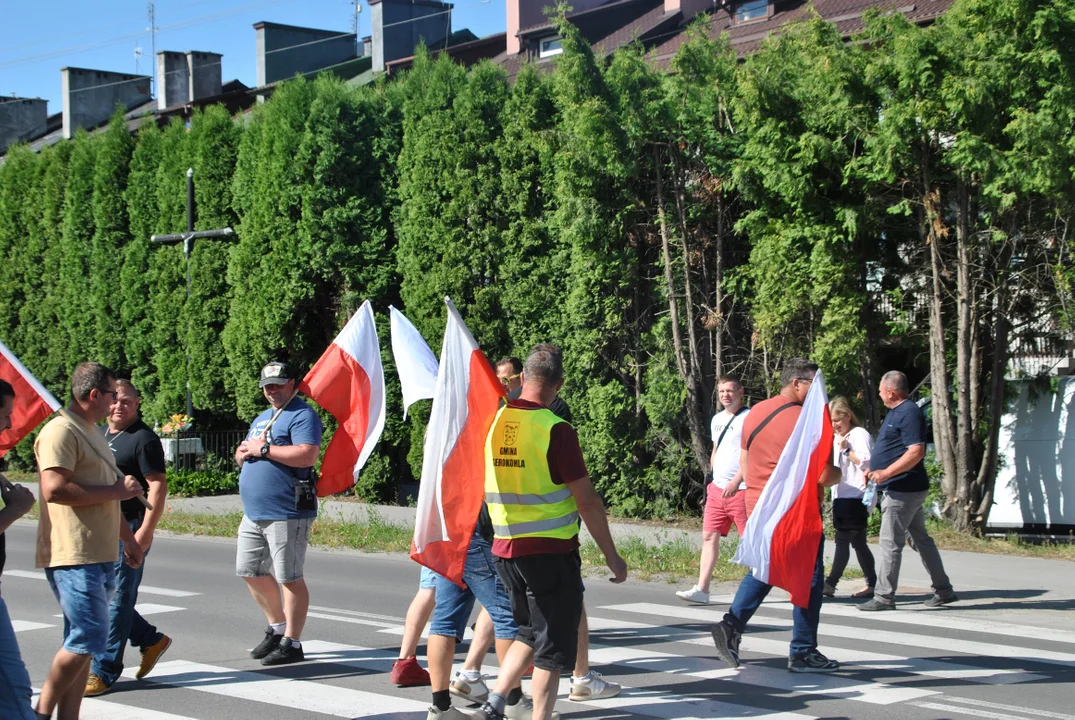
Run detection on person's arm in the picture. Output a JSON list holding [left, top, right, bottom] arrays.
[[40, 467, 141, 506], [870, 444, 925, 485], [567, 475, 627, 583], [243, 438, 320, 469], [119, 517, 143, 568], [134, 472, 167, 550], [0, 475, 36, 533], [722, 465, 745, 497], [820, 464, 842, 488]]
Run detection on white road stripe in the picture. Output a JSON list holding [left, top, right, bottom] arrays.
[[123, 659, 429, 718], [32, 692, 199, 720], [937, 696, 1075, 720], [588, 613, 1044, 684], [767, 599, 1075, 646], [309, 605, 404, 623], [302, 641, 818, 720], [6, 569, 199, 597], [586, 643, 939, 705], [911, 701, 1029, 720], [11, 620, 54, 632], [307, 611, 401, 629], [52, 603, 184, 619], [603, 603, 1075, 669]]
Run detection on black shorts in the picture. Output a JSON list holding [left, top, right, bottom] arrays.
[[494, 550, 584, 673], [832, 497, 868, 532]]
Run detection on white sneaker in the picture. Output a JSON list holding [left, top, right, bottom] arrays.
[[449, 671, 489, 702], [427, 705, 473, 720], [504, 695, 560, 719], [569, 671, 622, 701], [675, 585, 710, 604]]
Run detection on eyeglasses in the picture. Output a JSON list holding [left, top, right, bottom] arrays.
[[99, 389, 119, 401], [499, 373, 520, 386]]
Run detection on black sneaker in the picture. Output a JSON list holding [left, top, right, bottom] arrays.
[[789, 650, 840, 673], [923, 592, 958, 608], [250, 627, 282, 659], [261, 637, 305, 666], [711, 620, 742, 669]]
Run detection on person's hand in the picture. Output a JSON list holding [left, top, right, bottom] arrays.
[[123, 537, 143, 569], [867, 468, 890, 484], [835, 433, 849, 452], [0, 481, 36, 518], [245, 436, 266, 458], [117, 475, 143, 501], [235, 440, 255, 465], [134, 525, 154, 552], [606, 552, 628, 583], [722, 483, 741, 498]]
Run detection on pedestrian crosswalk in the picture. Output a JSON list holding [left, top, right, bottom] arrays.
[[13, 596, 1075, 720]]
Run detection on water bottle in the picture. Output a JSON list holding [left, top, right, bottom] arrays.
[[862, 480, 877, 508]]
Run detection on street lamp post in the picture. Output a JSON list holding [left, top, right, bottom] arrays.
[[151, 168, 235, 419]]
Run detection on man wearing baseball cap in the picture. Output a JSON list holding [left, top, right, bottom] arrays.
[[234, 361, 323, 666]]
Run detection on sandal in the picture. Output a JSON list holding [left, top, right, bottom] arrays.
[[851, 586, 875, 599]]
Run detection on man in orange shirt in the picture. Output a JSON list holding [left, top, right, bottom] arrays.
[[711, 359, 842, 674]]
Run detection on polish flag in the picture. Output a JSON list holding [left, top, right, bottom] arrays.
[[389, 306, 439, 419], [410, 298, 505, 585], [299, 300, 385, 497], [733, 371, 833, 608], [0, 340, 61, 455]]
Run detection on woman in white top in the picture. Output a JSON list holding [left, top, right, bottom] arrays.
[[824, 396, 877, 599]]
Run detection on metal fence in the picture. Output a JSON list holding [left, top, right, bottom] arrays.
[[162, 429, 246, 472]]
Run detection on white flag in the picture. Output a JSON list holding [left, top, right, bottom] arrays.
[[389, 306, 439, 419]]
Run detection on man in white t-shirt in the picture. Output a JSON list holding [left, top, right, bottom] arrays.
[[677, 377, 750, 604]]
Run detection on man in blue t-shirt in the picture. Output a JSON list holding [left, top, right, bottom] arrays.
[[234, 362, 322, 665], [859, 370, 956, 611]]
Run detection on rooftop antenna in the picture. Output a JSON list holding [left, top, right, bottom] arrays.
[[147, 1, 157, 93], [351, 1, 362, 56]]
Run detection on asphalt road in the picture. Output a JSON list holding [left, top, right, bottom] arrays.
[[3, 521, 1075, 720]]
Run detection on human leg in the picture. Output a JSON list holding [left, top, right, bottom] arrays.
[[236, 515, 284, 624], [401, 572, 437, 659], [41, 564, 115, 718], [904, 502, 955, 599], [850, 529, 877, 589], [530, 668, 560, 720], [826, 530, 852, 590], [871, 491, 920, 603], [711, 565, 773, 669], [0, 595, 35, 720]]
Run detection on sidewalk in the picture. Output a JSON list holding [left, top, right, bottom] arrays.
[[21, 485, 1075, 603]]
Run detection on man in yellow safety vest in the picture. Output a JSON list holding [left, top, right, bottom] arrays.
[[475, 345, 627, 720]]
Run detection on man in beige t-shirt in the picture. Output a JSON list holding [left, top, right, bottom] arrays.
[[33, 362, 144, 720]]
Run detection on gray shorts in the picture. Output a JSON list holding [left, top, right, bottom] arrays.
[[236, 515, 312, 583]]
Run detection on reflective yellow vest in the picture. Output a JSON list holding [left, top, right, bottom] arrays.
[[484, 405, 579, 541]]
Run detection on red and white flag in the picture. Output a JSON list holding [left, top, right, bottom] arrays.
[[410, 298, 505, 585], [733, 370, 833, 608], [0, 340, 61, 455], [299, 300, 385, 497]]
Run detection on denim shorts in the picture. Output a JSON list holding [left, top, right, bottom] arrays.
[[430, 533, 517, 642], [45, 563, 116, 656], [419, 566, 438, 590], [236, 515, 311, 583]]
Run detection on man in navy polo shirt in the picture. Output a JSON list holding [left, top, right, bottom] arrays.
[[859, 371, 957, 611], [234, 362, 322, 664]]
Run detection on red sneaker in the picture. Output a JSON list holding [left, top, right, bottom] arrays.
[[390, 656, 431, 687]]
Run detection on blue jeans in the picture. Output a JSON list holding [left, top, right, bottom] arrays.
[[0, 592, 35, 720], [91, 516, 164, 686], [430, 532, 517, 641], [723, 536, 825, 659], [45, 562, 116, 655]]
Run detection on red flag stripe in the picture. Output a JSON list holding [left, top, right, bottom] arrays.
[[0, 340, 61, 455]]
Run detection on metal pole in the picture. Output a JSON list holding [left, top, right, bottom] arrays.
[[184, 168, 194, 420]]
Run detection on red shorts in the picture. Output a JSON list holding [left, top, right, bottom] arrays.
[[703, 485, 748, 536]]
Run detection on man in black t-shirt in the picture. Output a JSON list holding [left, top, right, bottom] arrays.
[[860, 371, 956, 611], [86, 379, 172, 697]]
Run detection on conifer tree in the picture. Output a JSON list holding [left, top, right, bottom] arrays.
[[60, 132, 99, 373]]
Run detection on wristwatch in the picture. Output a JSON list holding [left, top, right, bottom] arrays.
[[259, 443, 270, 459]]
